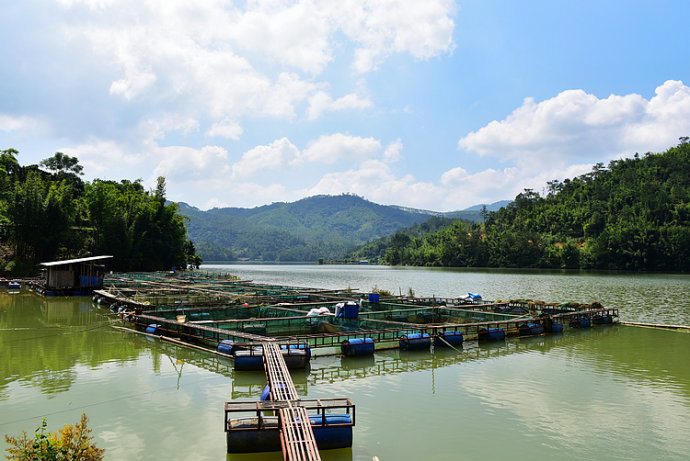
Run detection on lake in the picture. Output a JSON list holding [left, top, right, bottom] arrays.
[[1, 265, 689, 460]]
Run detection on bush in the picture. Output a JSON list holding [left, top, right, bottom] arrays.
[[5, 413, 104, 460]]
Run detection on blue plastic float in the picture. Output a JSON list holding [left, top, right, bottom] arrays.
[[433, 331, 464, 347], [478, 327, 505, 341], [399, 333, 431, 350], [341, 338, 375, 357], [519, 323, 545, 336]]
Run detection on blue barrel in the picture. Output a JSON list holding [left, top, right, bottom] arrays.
[[281, 344, 311, 360], [519, 323, 545, 336], [478, 327, 505, 342], [341, 338, 375, 357], [343, 303, 359, 319], [368, 293, 380, 303], [145, 324, 161, 335], [399, 333, 431, 351], [218, 340, 235, 355], [233, 349, 264, 371], [433, 331, 464, 347], [260, 384, 271, 401], [548, 321, 564, 333], [227, 414, 353, 453]]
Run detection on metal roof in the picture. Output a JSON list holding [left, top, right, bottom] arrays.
[[40, 255, 113, 267]]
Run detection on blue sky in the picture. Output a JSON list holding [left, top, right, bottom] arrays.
[[2, 0, 690, 211]]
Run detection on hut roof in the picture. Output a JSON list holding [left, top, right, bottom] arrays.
[[40, 255, 113, 267]]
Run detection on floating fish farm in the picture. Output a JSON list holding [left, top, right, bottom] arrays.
[[93, 271, 618, 461]]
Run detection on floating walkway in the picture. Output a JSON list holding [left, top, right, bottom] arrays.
[[224, 340, 354, 459]]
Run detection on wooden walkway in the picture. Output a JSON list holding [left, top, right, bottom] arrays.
[[263, 342, 321, 461]]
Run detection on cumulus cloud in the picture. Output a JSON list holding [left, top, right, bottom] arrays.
[[57, 0, 454, 121], [152, 145, 230, 180], [206, 119, 243, 140], [59, 139, 143, 177], [458, 80, 690, 165], [307, 91, 373, 120], [0, 114, 40, 132], [383, 138, 403, 162], [231, 137, 299, 179], [304, 159, 442, 208], [334, 0, 457, 73], [299, 133, 381, 164]]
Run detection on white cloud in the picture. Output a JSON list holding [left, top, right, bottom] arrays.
[[458, 80, 690, 165], [57, 0, 455, 120], [305, 159, 441, 208], [336, 0, 456, 73], [0, 115, 40, 132], [231, 137, 299, 179], [152, 145, 230, 181], [307, 91, 373, 120], [383, 138, 403, 162], [141, 116, 199, 143], [299, 133, 381, 164], [193, 180, 289, 210], [60, 139, 143, 177], [206, 119, 243, 140]]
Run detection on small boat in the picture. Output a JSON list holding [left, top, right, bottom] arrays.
[[8, 280, 20, 289], [478, 327, 505, 342], [519, 323, 545, 336], [592, 314, 613, 325]]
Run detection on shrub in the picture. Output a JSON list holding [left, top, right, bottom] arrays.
[[5, 413, 104, 460]]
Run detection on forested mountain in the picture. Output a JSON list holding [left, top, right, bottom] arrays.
[[180, 195, 493, 262], [384, 141, 690, 271], [0, 149, 199, 275]]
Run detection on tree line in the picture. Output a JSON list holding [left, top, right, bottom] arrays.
[[0, 148, 201, 275], [380, 140, 690, 271]]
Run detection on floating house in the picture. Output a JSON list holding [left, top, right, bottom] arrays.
[[37, 255, 113, 295]]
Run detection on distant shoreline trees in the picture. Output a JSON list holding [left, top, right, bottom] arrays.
[[0, 148, 201, 275], [379, 140, 690, 272]]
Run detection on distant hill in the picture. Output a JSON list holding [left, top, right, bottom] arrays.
[[463, 200, 512, 212], [179, 194, 504, 262], [381, 142, 690, 271]]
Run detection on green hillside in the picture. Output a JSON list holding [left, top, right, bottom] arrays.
[[385, 140, 690, 271], [181, 194, 482, 262]]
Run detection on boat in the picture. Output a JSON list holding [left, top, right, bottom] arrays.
[[8, 280, 20, 289]]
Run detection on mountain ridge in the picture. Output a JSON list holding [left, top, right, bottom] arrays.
[[178, 195, 510, 262]]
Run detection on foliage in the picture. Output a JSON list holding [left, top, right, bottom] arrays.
[[383, 141, 690, 272], [0, 150, 200, 274], [180, 195, 470, 262], [5, 414, 104, 460]]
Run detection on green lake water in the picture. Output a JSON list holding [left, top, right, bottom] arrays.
[[2, 265, 690, 460]]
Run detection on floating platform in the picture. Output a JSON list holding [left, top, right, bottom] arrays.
[[96, 272, 619, 356], [225, 399, 355, 453]]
